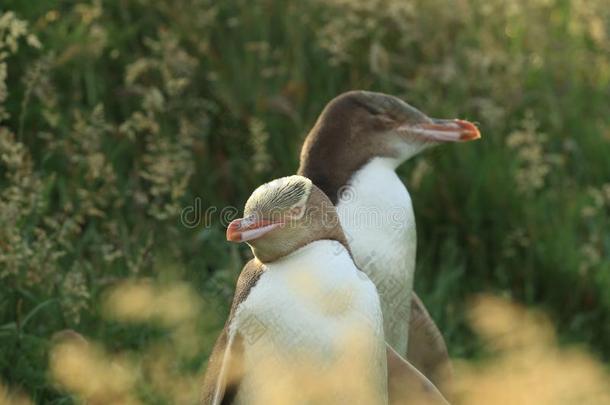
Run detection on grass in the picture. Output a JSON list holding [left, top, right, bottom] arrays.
[[0, 0, 609, 403]]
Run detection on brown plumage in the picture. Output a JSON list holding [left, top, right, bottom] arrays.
[[408, 294, 454, 395], [386, 344, 449, 405]]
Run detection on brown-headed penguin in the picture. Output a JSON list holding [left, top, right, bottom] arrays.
[[200, 175, 449, 405], [298, 90, 481, 388]]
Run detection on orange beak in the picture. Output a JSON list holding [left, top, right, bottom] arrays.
[[400, 118, 481, 142], [226, 217, 284, 243]]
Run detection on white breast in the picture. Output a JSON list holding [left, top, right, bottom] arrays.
[[336, 157, 416, 356], [231, 240, 387, 405]]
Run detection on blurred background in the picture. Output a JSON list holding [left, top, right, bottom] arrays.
[[0, 0, 609, 403]]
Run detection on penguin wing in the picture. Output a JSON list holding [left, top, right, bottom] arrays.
[[200, 326, 243, 405], [407, 293, 453, 392], [387, 343, 450, 405], [201, 259, 266, 405]]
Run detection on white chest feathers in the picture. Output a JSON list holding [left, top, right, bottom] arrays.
[[336, 157, 417, 355], [231, 240, 387, 405]]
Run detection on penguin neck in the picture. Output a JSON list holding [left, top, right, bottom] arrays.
[[265, 239, 350, 271], [335, 156, 416, 269], [338, 157, 412, 212], [298, 133, 422, 204], [392, 137, 432, 164]]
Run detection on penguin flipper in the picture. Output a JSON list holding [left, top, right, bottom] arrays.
[[201, 259, 265, 405], [200, 328, 243, 405], [407, 293, 453, 394], [387, 343, 450, 405]]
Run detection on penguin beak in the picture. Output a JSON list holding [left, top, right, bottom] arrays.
[[399, 118, 481, 142], [226, 216, 284, 242]]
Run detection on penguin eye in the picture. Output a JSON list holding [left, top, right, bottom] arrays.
[[354, 99, 383, 116]]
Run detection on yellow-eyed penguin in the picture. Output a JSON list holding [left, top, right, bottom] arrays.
[[298, 91, 481, 389], [200, 175, 449, 405]]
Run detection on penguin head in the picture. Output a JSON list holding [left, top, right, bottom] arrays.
[[227, 175, 346, 262], [300, 91, 481, 181]]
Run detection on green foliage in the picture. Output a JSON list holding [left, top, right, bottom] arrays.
[[0, 0, 609, 402]]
